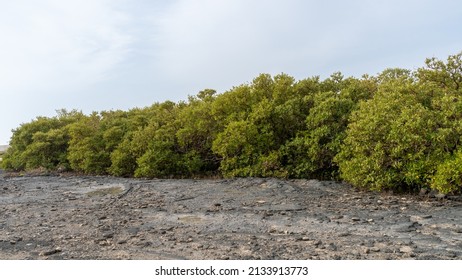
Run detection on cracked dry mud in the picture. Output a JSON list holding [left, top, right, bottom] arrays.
[[0, 172, 461, 260]]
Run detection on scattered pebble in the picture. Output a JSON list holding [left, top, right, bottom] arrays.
[[39, 248, 62, 257], [400, 246, 413, 254], [0, 175, 460, 260]]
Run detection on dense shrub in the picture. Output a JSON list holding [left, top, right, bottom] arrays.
[[212, 74, 316, 177], [176, 89, 221, 175], [337, 53, 462, 193], [67, 114, 104, 174], [281, 76, 376, 179], [336, 85, 438, 191], [2, 110, 81, 171], [3, 51, 462, 193]]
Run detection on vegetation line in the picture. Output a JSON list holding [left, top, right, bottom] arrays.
[[2, 52, 462, 194]]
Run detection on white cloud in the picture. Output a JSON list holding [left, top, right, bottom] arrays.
[[151, 0, 373, 89], [0, 0, 133, 96], [152, 0, 462, 87], [1, 0, 461, 144], [0, 0, 134, 144]]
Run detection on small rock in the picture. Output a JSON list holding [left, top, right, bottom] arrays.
[[351, 217, 361, 222], [435, 194, 446, 199], [40, 248, 62, 256], [393, 222, 418, 232], [140, 241, 153, 247], [103, 232, 114, 239], [370, 247, 381, 252], [327, 243, 338, 251], [410, 215, 432, 222], [399, 246, 413, 254], [297, 236, 310, 241], [313, 240, 322, 246], [428, 190, 438, 198], [419, 188, 429, 196], [452, 228, 462, 234], [98, 240, 110, 246]]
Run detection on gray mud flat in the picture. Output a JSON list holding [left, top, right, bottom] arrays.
[[0, 173, 461, 260]]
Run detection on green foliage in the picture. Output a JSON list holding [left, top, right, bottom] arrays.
[[417, 52, 462, 91], [4, 51, 462, 193], [176, 89, 220, 175], [107, 105, 167, 176], [212, 120, 262, 177], [282, 77, 375, 179], [135, 127, 183, 178], [283, 93, 354, 179], [336, 88, 437, 191], [212, 73, 315, 178], [2, 110, 81, 171], [109, 136, 137, 177], [67, 112, 109, 174], [431, 150, 462, 193], [337, 52, 462, 193]]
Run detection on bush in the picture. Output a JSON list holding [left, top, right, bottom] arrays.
[[67, 113, 110, 174], [3, 51, 462, 194], [431, 150, 462, 193], [2, 110, 81, 171], [282, 77, 375, 179], [337, 53, 462, 193], [336, 84, 436, 191]]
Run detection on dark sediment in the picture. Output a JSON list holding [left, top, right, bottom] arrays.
[[0, 172, 461, 260]]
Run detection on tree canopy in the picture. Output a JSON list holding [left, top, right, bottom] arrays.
[[3, 52, 462, 194]]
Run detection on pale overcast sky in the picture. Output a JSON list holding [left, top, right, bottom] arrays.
[[1, 0, 461, 144]]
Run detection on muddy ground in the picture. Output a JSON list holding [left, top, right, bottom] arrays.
[[0, 171, 461, 260]]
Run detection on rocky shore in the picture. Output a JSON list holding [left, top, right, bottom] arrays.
[[0, 173, 461, 259]]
